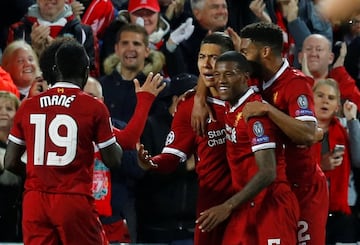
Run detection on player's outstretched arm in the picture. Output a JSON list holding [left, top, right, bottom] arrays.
[[191, 77, 215, 136]]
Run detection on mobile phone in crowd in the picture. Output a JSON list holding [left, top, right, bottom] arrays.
[[332, 144, 345, 154]]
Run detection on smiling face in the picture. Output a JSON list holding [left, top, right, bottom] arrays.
[[313, 82, 339, 122], [6, 48, 38, 89], [193, 0, 228, 31], [115, 31, 150, 72], [129, 9, 159, 35], [214, 61, 248, 105]]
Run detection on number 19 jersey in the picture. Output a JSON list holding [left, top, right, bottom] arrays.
[[8, 83, 116, 197]]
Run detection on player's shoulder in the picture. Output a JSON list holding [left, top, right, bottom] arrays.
[[207, 96, 225, 107], [176, 93, 195, 109], [279, 67, 314, 89]]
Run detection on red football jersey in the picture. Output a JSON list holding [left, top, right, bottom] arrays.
[[160, 95, 232, 194], [152, 95, 232, 245], [9, 83, 116, 197], [260, 60, 321, 184], [222, 88, 298, 245], [224, 88, 287, 193]]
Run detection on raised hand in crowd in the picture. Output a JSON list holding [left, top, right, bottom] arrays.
[[249, 0, 271, 23]]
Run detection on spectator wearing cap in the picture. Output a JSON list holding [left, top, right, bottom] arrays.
[[100, 0, 194, 77]]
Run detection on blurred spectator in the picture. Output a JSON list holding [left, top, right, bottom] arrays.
[[299, 33, 360, 110], [177, 0, 228, 76], [66, 0, 115, 40], [316, 0, 360, 25], [1, 40, 40, 100], [226, 0, 257, 33], [0, 0, 34, 55], [0, 91, 22, 242], [250, 0, 333, 67], [312, 78, 360, 244], [0, 67, 20, 99], [342, 15, 360, 87], [7, 0, 97, 75]]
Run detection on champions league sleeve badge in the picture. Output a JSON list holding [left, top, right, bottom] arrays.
[[297, 95, 308, 109], [296, 95, 314, 116], [252, 121, 270, 145], [253, 121, 264, 137], [165, 131, 175, 146]]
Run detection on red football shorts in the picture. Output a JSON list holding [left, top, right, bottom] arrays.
[[22, 191, 108, 245]]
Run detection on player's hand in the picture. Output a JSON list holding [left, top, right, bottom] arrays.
[[225, 27, 242, 52], [191, 92, 215, 137], [136, 143, 158, 171], [242, 101, 269, 121], [196, 203, 232, 232], [315, 127, 324, 143], [134, 72, 166, 96]]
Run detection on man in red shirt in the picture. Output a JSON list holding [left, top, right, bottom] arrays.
[[2, 40, 123, 245], [239, 22, 328, 245]]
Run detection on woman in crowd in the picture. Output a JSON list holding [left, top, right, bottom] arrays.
[[312, 78, 360, 244], [1, 40, 40, 100]]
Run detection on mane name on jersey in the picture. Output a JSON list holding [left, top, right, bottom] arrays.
[[40, 95, 76, 108]]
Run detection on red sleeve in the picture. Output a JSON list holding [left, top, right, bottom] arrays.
[[0, 67, 20, 98], [151, 153, 182, 174], [114, 91, 155, 149], [329, 67, 360, 109]]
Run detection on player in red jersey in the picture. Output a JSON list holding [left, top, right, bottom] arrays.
[[195, 51, 298, 245], [137, 32, 235, 245], [1, 40, 123, 245], [239, 22, 329, 245]]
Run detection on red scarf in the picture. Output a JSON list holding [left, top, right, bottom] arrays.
[[313, 117, 351, 214], [275, 8, 295, 65], [26, 14, 75, 38]]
